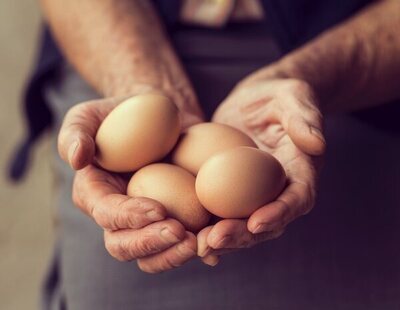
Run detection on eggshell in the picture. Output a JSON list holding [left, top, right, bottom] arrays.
[[127, 163, 210, 232], [95, 94, 180, 172], [171, 122, 257, 175], [195, 146, 286, 218]]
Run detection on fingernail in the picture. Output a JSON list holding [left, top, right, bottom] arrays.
[[198, 245, 211, 258], [160, 228, 181, 243], [68, 140, 79, 166], [177, 242, 196, 256], [146, 210, 164, 221], [214, 236, 231, 249], [310, 126, 326, 144], [252, 223, 267, 234], [202, 255, 219, 267]]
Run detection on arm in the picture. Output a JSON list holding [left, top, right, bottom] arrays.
[[40, 0, 202, 119], [41, 0, 202, 273], [249, 0, 400, 112]]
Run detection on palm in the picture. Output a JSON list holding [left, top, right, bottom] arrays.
[[196, 79, 324, 261], [213, 98, 317, 217]]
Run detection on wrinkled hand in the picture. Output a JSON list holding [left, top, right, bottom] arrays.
[[198, 78, 325, 266], [58, 93, 203, 273]]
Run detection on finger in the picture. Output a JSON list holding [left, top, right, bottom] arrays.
[[247, 181, 315, 234], [104, 219, 186, 261], [239, 80, 326, 156], [201, 246, 238, 260], [246, 105, 325, 156], [58, 99, 120, 170], [136, 232, 197, 273], [73, 165, 166, 230], [203, 228, 283, 259], [201, 254, 220, 267], [280, 81, 325, 156], [281, 81, 325, 155], [197, 226, 213, 257], [284, 112, 326, 156], [207, 220, 248, 249], [206, 220, 281, 250]]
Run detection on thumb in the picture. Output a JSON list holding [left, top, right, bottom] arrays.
[[58, 98, 119, 170], [285, 113, 326, 156]]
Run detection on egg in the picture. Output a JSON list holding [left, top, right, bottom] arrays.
[[195, 146, 286, 218], [127, 163, 210, 232], [171, 122, 257, 175], [95, 94, 180, 172]]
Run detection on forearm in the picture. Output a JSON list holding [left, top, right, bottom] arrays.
[[263, 0, 400, 113], [40, 0, 201, 115]]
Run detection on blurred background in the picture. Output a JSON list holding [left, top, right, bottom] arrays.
[[0, 0, 54, 309]]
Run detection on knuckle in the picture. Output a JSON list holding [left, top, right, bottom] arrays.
[[125, 212, 140, 229], [126, 197, 165, 226], [133, 234, 162, 257], [116, 197, 140, 228], [98, 195, 140, 230], [129, 197, 152, 213]]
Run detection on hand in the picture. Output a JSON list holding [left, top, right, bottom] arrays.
[[58, 92, 204, 273], [198, 77, 325, 266]]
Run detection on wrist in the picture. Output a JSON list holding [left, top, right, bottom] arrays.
[[103, 77, 204, 121], [265, 27, 374, 113], [101, 42, 202, 115]]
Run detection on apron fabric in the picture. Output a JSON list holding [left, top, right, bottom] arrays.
[[42, 22, 400, 310]]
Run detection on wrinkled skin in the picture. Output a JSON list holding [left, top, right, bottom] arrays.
[[58, 93, 204, 273], [197, 78, 325, 265]]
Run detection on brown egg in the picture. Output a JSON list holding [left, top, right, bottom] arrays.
[[95, 94, 180, 172], [171, 122, 257, 175], [127, 163, 210, 232], [195, 146, 286, 218]]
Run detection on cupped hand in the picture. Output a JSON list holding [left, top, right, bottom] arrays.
[[58, 92, 203, 273], [198, 78, 325, 266]]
